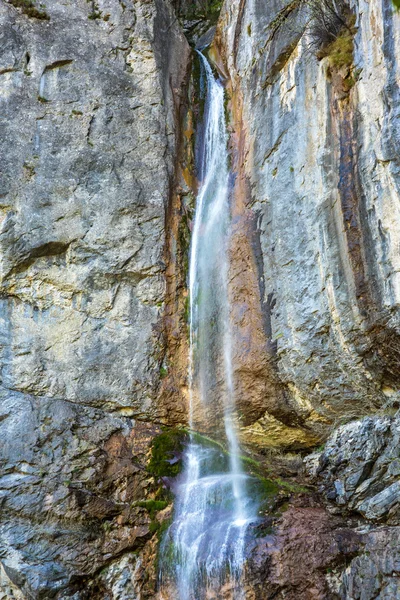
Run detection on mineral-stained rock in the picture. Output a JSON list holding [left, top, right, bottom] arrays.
[[245, 499, 362, 600], [341, 526, 400, 600], [244, 472, 400, 600], [246, 500, 400, 600], [0, 0, 190, 596], [214, 0, 400, 448], [212, 4, 400, 592], [3, 0, 400, 596]]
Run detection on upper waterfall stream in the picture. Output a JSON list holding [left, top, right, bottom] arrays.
[[159, 53, 258, 600]]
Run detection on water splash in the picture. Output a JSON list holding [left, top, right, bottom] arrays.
[[159, 52, 257, 600]]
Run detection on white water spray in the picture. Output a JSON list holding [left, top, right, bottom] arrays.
[[159, 52, 257, 600]]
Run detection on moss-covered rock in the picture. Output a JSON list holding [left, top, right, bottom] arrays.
[[148, 428, 188, 478], [9, 0, 49, 19]]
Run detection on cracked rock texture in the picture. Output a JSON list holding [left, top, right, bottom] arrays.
[[301, 415, 400, 599], [215, 0, 400, 449], [0, 0, 189, 597], [2, 0, 400, 598], [243, 414, 400, 599], [307, 415, 400, 523], [210, 0, 400, 597]]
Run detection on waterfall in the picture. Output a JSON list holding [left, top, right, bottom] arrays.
[[159, 52, 257, 600]]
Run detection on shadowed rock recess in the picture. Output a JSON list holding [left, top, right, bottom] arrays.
[[1, 0, 400, 598]]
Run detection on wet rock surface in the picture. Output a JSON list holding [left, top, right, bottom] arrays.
[[246, 497, 400, 600], [246, 500, 361, 600]]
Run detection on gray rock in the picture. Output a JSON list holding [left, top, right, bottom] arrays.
[[217, 0, 400, 446], [341, 527, 400, 600], [306, 415, 400, 522], [0, 0, 190, 597]]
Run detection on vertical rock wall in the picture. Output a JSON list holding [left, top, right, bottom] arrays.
[[214, 0, 400, 449], [211, 2, 400, 597], [0, 0, 190, 597], [2, 0, 400, 596]]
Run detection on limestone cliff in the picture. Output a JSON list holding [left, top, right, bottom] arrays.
[[213, 0, 400, 597], [0, 0, 190, 597], [2, 0, 400, 598], [215, 0, 400, 450]]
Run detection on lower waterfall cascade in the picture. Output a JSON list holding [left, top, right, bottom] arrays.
[[158, 52, 259, 600]]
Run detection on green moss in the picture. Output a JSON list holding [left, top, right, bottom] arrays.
[[177, 212, 190, 280], [247, 23, 252, 36], [190, 430, 227, 453], [155, 516, 174, 574], [88, 1, 102, 19], [317, 14, 357, 91], [255, 522, 275, 537], [268, 0, 301, 33], [223, 88, 231, 128], [319, 28, 354, 70], [134, 499, 169, 520], [149, 521, 160, 534], [156, 514, 172, 538], [183, 295, 190, 324], [23, 162, 35, 177], [273, 477, 309, 494], [208, 0, 223, 22], [71, 109, 83, 116], [148, 428, 188, 478], [183, 0, 223, 24], [192, 52, 206, 122], [9, 0, 49, 20], [239, 450, 310, 514]]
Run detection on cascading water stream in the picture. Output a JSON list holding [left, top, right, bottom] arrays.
[[159, 52, 257, 600]]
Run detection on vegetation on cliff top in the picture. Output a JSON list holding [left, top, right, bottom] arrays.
[[267, 0, 357, 90], [304, 0, 357, 92], [174, 0, 223, 24]]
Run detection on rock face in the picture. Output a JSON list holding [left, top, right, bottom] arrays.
[[302, 415, 400, 599], [214, 0, 400, 448], [246, 501, 362, 600], [0, 0, 190, 597], [243, 414, 400, 600], [2, 0, 400, 598], [209, 2, 400, 597], [307, 416, 400, 522]]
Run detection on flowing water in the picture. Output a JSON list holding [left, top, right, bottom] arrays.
[[159, 52, 257, 600]]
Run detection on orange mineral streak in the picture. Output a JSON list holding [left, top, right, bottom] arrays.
[[210, 41, 287, 424], [208, 38, 319, 450]]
